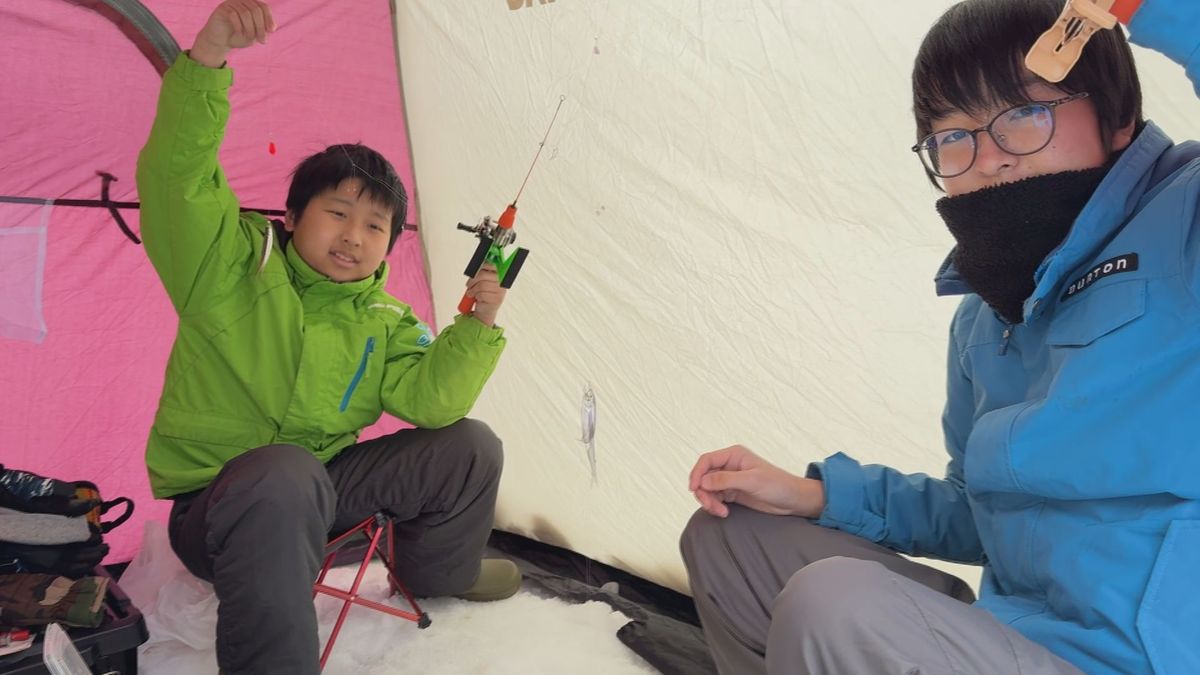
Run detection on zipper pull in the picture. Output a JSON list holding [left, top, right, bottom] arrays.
[[362, 337, 375, 380], [999, 326, 1013, 356], [338, 337, 377, 412]]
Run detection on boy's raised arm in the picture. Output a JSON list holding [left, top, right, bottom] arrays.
[[135, 1, 275, 313], [1126, 0, 1200, 96]]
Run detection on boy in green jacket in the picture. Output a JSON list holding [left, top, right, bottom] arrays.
[[136, 2, 518, 672]]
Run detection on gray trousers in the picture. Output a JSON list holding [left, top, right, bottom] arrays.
[[167, 419, 503, 675], [680, 506, 1083, 675]]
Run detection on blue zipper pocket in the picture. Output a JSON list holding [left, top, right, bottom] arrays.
[[339, 337, 375, 412]]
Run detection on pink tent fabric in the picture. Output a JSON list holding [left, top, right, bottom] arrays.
[[0, 0, 431, 562]]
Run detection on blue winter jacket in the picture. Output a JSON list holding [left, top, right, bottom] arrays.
[[808, 2, 1200, 673]]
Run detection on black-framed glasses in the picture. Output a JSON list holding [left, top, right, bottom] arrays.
[[911, 92, 1090, 178]]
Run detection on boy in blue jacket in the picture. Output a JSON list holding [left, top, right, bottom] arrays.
[[682, 1, 1200, 673]]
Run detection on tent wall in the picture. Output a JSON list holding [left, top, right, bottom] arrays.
[[5, 0, 1200, 590], [396, 0, 1200, 592], [1, 0, 427, 562]]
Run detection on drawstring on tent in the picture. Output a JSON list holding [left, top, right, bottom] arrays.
[[98, 172, 140, 244], [0, 172, 291, 246]]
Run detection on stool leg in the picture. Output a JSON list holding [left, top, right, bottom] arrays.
[[377, 517, 429, 626], [387, 518, 398, 596], [313, 552, 336, 599], [314, 513, 435, 671], [319, 520, 386, 669]]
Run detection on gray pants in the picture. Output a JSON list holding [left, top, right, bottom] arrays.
[[167, 419, 503, 675], [680, 506, 1082, 675]]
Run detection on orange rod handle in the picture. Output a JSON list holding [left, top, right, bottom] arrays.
[[458, 292, 475, 315]]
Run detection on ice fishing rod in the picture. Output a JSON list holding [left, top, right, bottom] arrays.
[[456, 95, 566, 315]]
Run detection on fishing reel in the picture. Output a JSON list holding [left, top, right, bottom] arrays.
[[456, 214, 518, 249], [455, 204, 530, 314]]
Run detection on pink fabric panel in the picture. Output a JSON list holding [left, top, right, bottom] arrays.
[[0, 0, 430, 562], [0, 208, 176, 560]]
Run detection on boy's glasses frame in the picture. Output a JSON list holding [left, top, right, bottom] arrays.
[[911, 92, 1091, 179]]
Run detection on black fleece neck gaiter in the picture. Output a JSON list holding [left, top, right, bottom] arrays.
[[936, 166, 1110, 324]]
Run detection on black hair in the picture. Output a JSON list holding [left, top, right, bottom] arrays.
[[285, 144, 408, 253], [912, 0, 1143, 182]]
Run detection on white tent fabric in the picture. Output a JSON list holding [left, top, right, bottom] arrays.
[[396, 0, 1200, 593]]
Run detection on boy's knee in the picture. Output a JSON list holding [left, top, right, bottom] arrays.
[[680, 508, 726, 572], [218, 445, 336, 523], [775, 557, 892, 638], [446, 418, 504, 478], [681, 506, 822, 571], [679, 507, 773, 592]]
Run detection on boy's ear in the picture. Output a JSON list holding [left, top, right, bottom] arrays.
[[284, 209, 298, 232], [1110, 120, 1137, 153]]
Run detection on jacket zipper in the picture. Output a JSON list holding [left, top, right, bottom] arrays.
[[999, 325, 1013, 356], [339, 337, 375, 412]]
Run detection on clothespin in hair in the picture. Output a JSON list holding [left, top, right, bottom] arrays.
[[1025, 0, 1132, 83]]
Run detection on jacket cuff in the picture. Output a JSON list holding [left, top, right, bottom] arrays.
[[452, 313, 506, 347], [170, 51, 234, 91], [807, 452, 868, 533]]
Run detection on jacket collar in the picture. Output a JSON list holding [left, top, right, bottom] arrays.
[[933, 122, 1183, 323], [284, 238, 387, 300]]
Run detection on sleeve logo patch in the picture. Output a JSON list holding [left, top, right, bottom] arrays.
[[416, 324, 433, 347]]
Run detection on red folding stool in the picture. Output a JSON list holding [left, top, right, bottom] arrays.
[[313, 512, 430, 669]]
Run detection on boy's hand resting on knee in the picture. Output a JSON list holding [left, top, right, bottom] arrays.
[[191, 0, 277, 68], [688, 445, 825, 519]]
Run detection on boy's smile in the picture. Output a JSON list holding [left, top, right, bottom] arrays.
[[330, 250, 360, 268]]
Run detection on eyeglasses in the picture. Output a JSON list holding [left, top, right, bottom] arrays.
[[911, 92, 1090, 178]]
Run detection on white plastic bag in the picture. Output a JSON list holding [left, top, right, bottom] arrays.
[[119, 520, 218, 651]]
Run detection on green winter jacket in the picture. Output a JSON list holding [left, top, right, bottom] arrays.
[[136, 54, 505, 498]]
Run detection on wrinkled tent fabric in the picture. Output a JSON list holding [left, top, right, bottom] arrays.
[[396, 0, 1200, 593], [4, 0, 1200, 601], [0, 0, 427, 563]]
